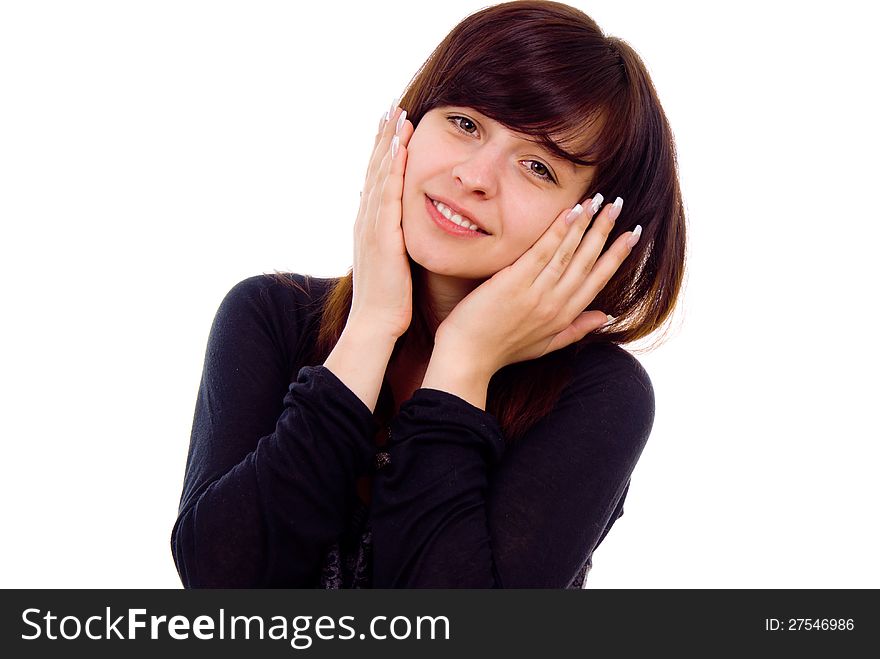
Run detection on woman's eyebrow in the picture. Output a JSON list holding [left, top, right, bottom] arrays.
[[520, 136, 576, 172], [541, 150, 577, 176]]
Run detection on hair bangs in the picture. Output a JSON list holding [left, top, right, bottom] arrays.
[[416, 7, 628, 171]]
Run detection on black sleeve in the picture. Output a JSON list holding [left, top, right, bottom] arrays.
[[171, 275, 379, 587], [369, 342, 655, 588]]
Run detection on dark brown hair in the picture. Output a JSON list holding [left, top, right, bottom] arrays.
[[274, 0, 686, 442]]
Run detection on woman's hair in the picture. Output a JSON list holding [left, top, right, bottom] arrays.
[[273, 0, 686, 442]]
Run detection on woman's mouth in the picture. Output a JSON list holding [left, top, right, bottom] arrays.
[[425, 195, 490, 238]]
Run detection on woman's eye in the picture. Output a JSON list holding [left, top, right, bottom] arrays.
[[448, 116, 478, 135], [527, 161, 555, 183]]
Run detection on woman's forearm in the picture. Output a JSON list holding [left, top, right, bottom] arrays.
[[323, 321, 398, 413]]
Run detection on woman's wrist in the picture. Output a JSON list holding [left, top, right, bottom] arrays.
[[421, 337, 495, 411], [345, 314, 405, 345], [323, 321, 398, 413]]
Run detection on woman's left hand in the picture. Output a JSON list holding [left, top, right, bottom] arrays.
[[435, 195, 640, 377]]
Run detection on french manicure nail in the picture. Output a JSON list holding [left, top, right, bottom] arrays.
[[565, 203, 584, 225], [395, 110, 407, 135], [391, 135, 399, 159], [603, 314, 616, 327], [608, 197, 624, 222], [627, 224, 642, 248], [590, 193, 604, 215], [385, 96, 400, 122]]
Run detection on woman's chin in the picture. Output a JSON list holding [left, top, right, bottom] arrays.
[[402, 227, 494, 279], [408, 251, 457, 276], [413, 256, 492, 280]]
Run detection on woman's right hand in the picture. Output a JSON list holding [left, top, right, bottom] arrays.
[[349, 101, 415, 340]]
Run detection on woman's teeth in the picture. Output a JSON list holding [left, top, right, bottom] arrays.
[[431, 199, 486, 233]]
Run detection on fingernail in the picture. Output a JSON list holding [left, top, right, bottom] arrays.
[[590, 192, 604, 215], [603, 314, 616, 327], [627, 224, 642, 248], [391, 135, 399, 159], [608, 197, 624, 222], [565, 203, 584, 225], [385, 96, 400, 122], [395, 110, 407, 135]]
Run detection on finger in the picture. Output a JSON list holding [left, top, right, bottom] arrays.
[[369, 118, 414, 233], [369, 111, 387, 162], [372, 96, 403, 148], [544, 310, 610, 354], [556, 196, 623, 292], [361, 107, 407, 214], [569, 228, 637, 316], [533, 192, 605, 289], [356, 102, 399, 237], [510, 203, 578, 285], [375, 111, 386, 141], [377, 136, 408, 233], [365, 146, 392, 231], [365, 108, 402, 185], [363, 104, 405, 191]]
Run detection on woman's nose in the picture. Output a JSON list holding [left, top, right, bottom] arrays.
[[452, 145, 501, 198]]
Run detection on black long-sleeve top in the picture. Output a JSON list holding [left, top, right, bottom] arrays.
[[171, 273, 655, 588]]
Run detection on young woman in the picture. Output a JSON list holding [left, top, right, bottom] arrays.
[[172, 0, 686, 588]]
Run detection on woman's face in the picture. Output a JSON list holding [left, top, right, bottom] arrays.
[[401, 106, 596, 280]]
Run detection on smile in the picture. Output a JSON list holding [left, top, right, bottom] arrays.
[[425, 195, 490, 238]]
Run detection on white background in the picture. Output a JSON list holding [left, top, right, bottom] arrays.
[[1, 0, 877, 588]]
